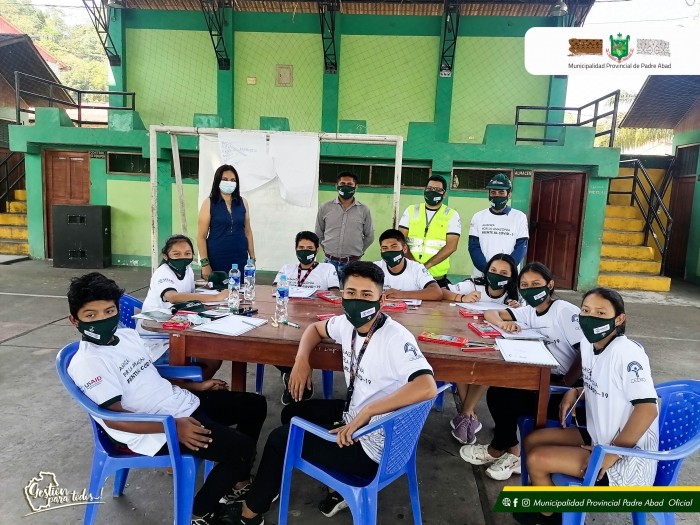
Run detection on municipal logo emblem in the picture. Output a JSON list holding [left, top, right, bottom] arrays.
[[607, 33, 633, 62], [404, 343, 418, 357], [627, 361, 643, 378]]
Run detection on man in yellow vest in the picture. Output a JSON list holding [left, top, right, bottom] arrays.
[[398, 175, 461, 288]]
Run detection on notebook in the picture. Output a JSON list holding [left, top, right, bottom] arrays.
[[495, 339, 560, 367], [456, 301, 505, 311], [192, 315, 267, 337], [490, 323, 547, 340]]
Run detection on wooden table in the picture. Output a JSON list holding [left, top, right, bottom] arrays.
[[143, 285, 554, 427]]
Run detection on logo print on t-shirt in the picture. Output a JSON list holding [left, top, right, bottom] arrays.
[[404, 343, 418, 357], [627, 361, 643, 378]]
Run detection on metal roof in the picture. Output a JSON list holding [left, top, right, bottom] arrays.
[[620, 76, 700, 130]]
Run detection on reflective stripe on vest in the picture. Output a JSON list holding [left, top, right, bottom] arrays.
[[406, 203, 455, 277]]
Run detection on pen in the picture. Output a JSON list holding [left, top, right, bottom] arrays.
[[241, 319, 257, 327], [283, 321, 300, 328]]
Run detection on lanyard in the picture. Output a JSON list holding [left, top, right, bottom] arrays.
[[297, 262, 318, 286], [345, 313, 385, 413]]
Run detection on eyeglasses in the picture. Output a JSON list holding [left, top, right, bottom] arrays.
[[425, 187, 446, 194]]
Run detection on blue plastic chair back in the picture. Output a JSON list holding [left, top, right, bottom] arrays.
[[119, 294, 143, 329]]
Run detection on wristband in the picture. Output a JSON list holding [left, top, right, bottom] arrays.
[[200, 258, 210, 267]]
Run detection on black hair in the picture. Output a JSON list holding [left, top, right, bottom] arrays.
[[519, 261, 558, 299], [160, 234, 194, 265], [427, 174, 448, 191], [343, 260, 384, 290], [67, 272, 124, 318], [337, 171, 358, 184], [295, 230, 319, 249], [379, 228, 406, 245], [472, 253, 519, 302], [209, 164, 242, 205], [582, 286, 627, 335]]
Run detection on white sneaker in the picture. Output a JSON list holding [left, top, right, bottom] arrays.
[[485, 452, 521, 480], [459, 443, 498, 466]]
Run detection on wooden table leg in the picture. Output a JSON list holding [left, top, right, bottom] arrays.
[[168, 334, 186, 366], [231, 361, 247, 392], [535, 368, 551, 428]]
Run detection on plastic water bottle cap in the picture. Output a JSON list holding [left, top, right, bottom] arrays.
[[247, 259, 253, 264], [232, 264, 238, 269]]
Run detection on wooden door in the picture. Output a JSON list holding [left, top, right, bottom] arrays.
[[666, 176, 696, 278], [527, 173, 585, 289], [44, 150, 90, 257]]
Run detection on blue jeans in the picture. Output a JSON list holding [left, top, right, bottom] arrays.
[[323, 257, 349, 285]]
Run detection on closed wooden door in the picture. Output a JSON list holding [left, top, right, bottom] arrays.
[[527, 173, 585, 289], [44, 150, 90, 257], [666, 176, 696, 278]]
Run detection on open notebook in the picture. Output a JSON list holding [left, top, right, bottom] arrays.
[[192, 315, 267, 337], [495, 339, 559, 367]]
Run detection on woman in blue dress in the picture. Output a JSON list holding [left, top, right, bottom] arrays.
[[197, 164, 256, 279]]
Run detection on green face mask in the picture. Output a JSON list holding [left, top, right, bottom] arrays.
[[296, 249, 316, 265], [337, 185, 356, 200], [342, 298, 381, 329], [78, 314, 120, 345], [520, 286, 551, 307], [489, 195, 509, 210], [166, 257, 193, 278], [381, 250, 404, 268], [579, 314, 618, 344], [487, 272, 511, 291], [424, 190, 444, 206]]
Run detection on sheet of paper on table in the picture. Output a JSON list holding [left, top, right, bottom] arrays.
[[195, 289, 221, 295], [490, 323, 547, 340], [273, 286, 317, 299], [401, 299, 422, 306], [132, 308, 172, 321], [456, 301, 505, 311], [496, 339, 559, 367], [192, 315, 267, 337]]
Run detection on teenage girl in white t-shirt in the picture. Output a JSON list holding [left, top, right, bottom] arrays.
[[441, 253, 521, 446], [513, 287, 659, 525], [138, 234, 226, 380]]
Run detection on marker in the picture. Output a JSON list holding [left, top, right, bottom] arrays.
[[283, 321, 300, 328]]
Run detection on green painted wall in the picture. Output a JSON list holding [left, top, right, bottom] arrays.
[[234, 32, 323, 131], [107, 179, 151, 258], [449, 37, 549, 144], [126, 29, 217, 127], [170, 183, 201, 256], [24, 153, 44, 258], [338, 35, 439, 138]]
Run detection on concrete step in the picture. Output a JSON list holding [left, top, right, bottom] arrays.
[[0, 239, 29, 255], [14, 189, 26, 201], [0, 225, 28, 240], [0, 213, 27, 226], [8, 201, 27, 213], [598, 272, 671, 292], [599, 258, 661, 274], [605, 205, 643, 220], [603, 217, 645, 232], [600, 244, 655, 260], [602, 230, 645, 246]]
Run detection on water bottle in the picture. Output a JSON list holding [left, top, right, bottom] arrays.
[[228, 264, 240, 312], [243, 258, 256, 301], [276, 275, 289, 323]]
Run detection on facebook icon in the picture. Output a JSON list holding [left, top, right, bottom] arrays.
[[513, 498, 519, 508]]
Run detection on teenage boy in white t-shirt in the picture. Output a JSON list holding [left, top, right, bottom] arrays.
[[65, 272, 268, 525], [227, 261, 438, 525], [373, 229, 442, 301]]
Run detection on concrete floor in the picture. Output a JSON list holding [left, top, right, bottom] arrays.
[[1, 260, 699, 525]]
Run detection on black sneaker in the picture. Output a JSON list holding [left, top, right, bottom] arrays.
[[513, 512, 562, 525], [191, 512, 225, 525], [281, 373, 313, 406], [220, 478, 253, 505], [318, 489, 348, 518], [217, 503, 264, 525]]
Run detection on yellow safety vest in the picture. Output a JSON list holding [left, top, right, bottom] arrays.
[[406, 203, 456, 278]]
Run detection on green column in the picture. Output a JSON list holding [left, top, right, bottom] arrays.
[[217, 8, 235, 128], [157, 159, 173, 246], [684, 165, 700, 286], [90, 158, 107, 205], [545, 75, 568, 143], [321, 13, 341, 133], [511, 176, 532, 215], [24, 152, 45, 258], [108, 9, 126, 109], [577, 176, 609, 290]]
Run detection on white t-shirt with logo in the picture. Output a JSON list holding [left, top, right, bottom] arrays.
[[67, 328, 200, 456], [374, 259, 436, 292], [273, 262, 339, 290], [136, 264, 195, 360], [325, 314, 433, 463], [469, 208, 529, 277], [581, 335, 659, 486], [448, 279, 521, 305], [399, 206, 462, 235], [507, 300, 583, 375]]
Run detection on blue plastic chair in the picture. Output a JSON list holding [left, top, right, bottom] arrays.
[[56, 341, 213, 525], [257, 368, 335, 400], [520, 380, 700, 525], [278, 383, 451, 525], [434, 381, 458, 412]]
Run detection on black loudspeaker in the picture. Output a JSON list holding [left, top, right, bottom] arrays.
[[52, 205, 111, 268]]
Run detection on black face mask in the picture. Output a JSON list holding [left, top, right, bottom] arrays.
[[424, 190, 444, 207], [579, 314, 618, 344], [342, 298, 381, 329], [486, 272, 511, 291], [296, 250, 316, 265], [337, 185, 356, 200], [520, 285, 551, 307], [166, 257, 193, 279], [381, 250, 404, 268], [78, 314, 120, 345]]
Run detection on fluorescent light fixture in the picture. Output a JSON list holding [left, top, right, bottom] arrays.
[[549, 0, 569, 16]]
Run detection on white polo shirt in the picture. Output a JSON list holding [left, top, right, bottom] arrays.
[[325, 314, 433, 463], [273, 262, 339, 290], [469, 207, 529, 277], [448, 279, 520, 305], [506, 300, 583, 376], [136, 264, 195, 360], [67, 328, 200, 456], [374, 259, 436, 292], [581, 335, 659, 486]]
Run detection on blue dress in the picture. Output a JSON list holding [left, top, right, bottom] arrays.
[[206, 197, 249, 273]]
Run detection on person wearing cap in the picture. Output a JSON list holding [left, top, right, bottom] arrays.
[[315, 171, 375, 284], [468, 173, 529, 278], [398, 174, 461, 288]]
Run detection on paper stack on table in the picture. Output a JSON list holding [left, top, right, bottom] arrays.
[[490, 323, 547, 340], [456, 301, 505, 311], [495, 339, 559, 367], [401, 299, 422, 306], [132, 308, 172, 321], [192, 315, 267, 336]]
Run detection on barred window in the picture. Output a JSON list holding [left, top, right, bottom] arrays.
[[452, 168, 512, 190], [320, 163, 430, 188]]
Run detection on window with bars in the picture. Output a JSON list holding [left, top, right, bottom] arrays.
[[106, 153, 199, 179], [675, 144, 699, 177], [319, 163, 431, 188], [452, 168, 512, 190]]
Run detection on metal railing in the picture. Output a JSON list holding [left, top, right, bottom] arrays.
[[610, 159, 674, 276], [0, 151, 25, 213], [15, 72, 135, 127], [515, 90, 621, 147]]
